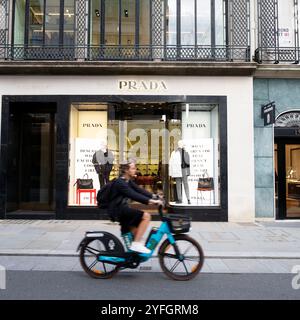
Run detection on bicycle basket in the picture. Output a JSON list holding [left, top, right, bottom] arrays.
[[166, 214, 191, 234]]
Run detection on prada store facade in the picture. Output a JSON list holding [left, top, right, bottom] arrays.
[[0, 76, 255, 222]]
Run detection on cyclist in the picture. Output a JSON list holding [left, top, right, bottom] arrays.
[[108, 161, 163, 254]]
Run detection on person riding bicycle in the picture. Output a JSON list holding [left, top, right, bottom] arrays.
[[108, 160, 163, 254]]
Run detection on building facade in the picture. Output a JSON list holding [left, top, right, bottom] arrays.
[[254, 0, 300, 221], [0, 0, 299, 222]]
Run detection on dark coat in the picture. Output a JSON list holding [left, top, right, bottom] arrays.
[[108, 177, 153, 221]]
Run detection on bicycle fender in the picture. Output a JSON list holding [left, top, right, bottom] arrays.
[[76, 239, 86, 252], [77, 231, 124, 253]]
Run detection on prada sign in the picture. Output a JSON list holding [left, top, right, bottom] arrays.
[[82, 123, 103, 128], [186, 123, 207, 128], [119, 80, 167, 91]]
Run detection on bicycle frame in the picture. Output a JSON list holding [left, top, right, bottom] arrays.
[[97, 220, 176, 265]]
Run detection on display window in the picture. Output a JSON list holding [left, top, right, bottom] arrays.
[[68, 102, 220, 207], [169, 104, 220, 206], [68, 103, 110, 206]]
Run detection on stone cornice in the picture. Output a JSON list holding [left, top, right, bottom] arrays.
[[0, 61, 257, 76], [2, 61, 300, 78], [254, 64, 300, 78]]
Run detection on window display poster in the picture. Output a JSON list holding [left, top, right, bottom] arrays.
[[182, 139, 214, 205], [182, 110, 216, 205], [182, 110, 211, 139], [73, 138, 103, 205], [78, 111, 107, 139]]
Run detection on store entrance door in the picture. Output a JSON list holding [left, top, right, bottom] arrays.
[[275, 139, 300, 219], [6, 103, 56, 213], [112, 103, 181, 210]]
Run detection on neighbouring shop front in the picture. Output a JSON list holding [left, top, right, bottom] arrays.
[[274, 111, 300, 219], [254, 79, 300, 221], [0, 76, 255, 221]]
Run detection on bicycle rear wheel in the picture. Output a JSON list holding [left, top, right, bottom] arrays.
[[79, 235, 125, 279], [158, 234, 204, 281]]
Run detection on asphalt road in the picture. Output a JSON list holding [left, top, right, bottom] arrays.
[[0, 271, 300, 300]]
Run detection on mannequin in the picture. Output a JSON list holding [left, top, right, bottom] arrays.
[[169, 140, 191, 204], [92, 142, 114, 188]]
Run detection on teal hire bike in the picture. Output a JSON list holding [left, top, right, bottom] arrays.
[[77, 205, 204, 281]]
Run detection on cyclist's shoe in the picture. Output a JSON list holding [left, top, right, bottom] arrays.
[[129, 241, 151, 254]]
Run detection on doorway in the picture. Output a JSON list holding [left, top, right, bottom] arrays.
[[275, 139, 300, 219], [112, 103, 175, 208], [6, 103, 56, 213]]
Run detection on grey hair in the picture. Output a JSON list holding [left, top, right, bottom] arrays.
[[119, 159, 136, 176]]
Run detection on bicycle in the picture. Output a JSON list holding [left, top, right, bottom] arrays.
[[77, 205, 204, 281]]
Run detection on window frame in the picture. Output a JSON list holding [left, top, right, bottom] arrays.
[[88, 0, 152, 46], [12, 0, 76, 47], [164, 0, 228, 47]]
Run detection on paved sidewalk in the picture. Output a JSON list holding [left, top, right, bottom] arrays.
[[0, 219, 300, 273]]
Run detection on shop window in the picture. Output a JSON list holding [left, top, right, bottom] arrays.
[[68, 103, 220, 207], [68, 104, 110, 206], [168, 104, 220, 206]]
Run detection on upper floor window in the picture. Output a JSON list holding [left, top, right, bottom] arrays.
[[13, 0, 75, 46], [165, 0, 226, 46], [89, 0, 151, 46], [278, 0, 297, 48]]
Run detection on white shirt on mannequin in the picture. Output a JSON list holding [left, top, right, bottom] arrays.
[[169, 149, 183, 178]]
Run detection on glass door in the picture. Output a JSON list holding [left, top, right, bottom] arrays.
[[111, 103, 169, 212], [118, 104, 168, 196], [285, 144, 300, 218], [276, 140, 300, 219], [19, 112, 55, 211]]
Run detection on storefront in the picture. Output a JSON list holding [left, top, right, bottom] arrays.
[[254, 79, 300, 220], [0, 76, 255, 222], [275, 122, 300, 220]]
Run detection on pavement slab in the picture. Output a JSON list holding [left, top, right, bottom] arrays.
[[1, 219, 300, 261]]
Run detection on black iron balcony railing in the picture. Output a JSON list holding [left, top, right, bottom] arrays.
[[0, 45, 251, 62], [255, 47, 300, 64]]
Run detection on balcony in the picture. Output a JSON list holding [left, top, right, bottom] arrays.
[[255, 47, 300, 64], [0, 45, 251, 62]]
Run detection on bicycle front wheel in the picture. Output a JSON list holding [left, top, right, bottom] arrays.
[[158, 234, 204, 281]]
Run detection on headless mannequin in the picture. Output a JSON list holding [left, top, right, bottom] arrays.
[[92, 144, 114, 188], [169, 140, 191, 204]]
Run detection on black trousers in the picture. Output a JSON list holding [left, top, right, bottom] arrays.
[[97, 164, 112, 188]]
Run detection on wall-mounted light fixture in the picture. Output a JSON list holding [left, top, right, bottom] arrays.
[[124, 9, 128, 17], [95, 9, 100, 17]]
